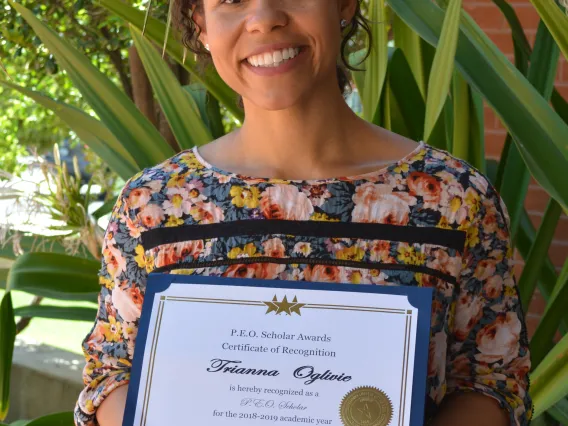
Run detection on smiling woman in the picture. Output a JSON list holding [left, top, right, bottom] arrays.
[[73, 1, 532, 426], [172, 0, 372, 98]]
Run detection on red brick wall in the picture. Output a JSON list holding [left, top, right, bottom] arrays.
[[463, 0, 568, 337]]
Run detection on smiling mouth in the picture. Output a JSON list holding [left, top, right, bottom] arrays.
[[245, 47, 305, 68]]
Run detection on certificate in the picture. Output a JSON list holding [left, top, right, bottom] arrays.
[[123, 274, 432, 426]]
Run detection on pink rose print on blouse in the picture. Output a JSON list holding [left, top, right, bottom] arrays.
[[223, 264, 259, 279], [304, 264, 346, 283], [484, 275, 504, 299], [102, 243, 126, 281], [428, 331, 448, 379], [352, 183, 417, 225], [137, 204, 165, 229], [155, 240, 204, 268], [190, 201, 225, 224], [262, 238, 286, 258], [255, 263, 286, 280], [260, 185, 314, 220], [454, 294, 484, 341], [475, 312, 522, 365], [407, 172, 443, 208], [126, 186, 153, 209], [111, 281, 143, 323]]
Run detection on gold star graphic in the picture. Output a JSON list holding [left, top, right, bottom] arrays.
[[263, 295, 305, 316], [289, 296, 306, 316], [264, 295, 279, 314]]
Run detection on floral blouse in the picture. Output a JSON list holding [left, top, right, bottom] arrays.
[[74, 142, 532, 426]]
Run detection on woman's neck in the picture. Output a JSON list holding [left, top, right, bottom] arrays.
[[238, 82, 363, 175], [197, 78, 417, 180]]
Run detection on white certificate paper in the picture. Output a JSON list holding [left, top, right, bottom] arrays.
[[123, 275, 432, 426]]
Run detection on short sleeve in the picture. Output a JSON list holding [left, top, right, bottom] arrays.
[[446, 181, 532, 425], [74, 183, 148, 426]]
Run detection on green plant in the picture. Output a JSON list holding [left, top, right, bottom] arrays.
[[0, 0, 567, 424]]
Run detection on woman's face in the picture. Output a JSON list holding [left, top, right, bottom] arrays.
[[196, 0, 356, 111]]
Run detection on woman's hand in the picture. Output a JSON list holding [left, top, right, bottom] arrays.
[[96, 385, 129, 426]]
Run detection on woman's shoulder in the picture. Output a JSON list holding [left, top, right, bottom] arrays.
[[116, 147, 216, 208], [410, 143, 509, 225]]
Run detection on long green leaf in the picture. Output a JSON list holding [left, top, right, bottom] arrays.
[[491, 0, 532, 74], [389, 0, 568, 211], [131, 26, 212, 149], [0, 293, 15, 421], [348, 48, 368, 95], [529, 0, 568, 61], [499, 144, 531, 241], [531, 257, 568, 368], [393, 14, 426, 97], [184, 84, 225, 140], [19, 412, 74, 426], [551, 88, 568, 123], [467, 86, 485, 173], [0, 269, 8, 291], [92, 198, 116, 221], [97, 0, 243, 123], [547, 397, 568, 424], [451, 70, 470, 161], [389, 49, 425, 141], [0, 231, 95, 261], [0, 81, 139, 180], [7, 253, 100, 301], [8, 421, 30, 426], [517, 209, 568, 336], [387, 83, 410, 138], [363, 0, 389, 122], [423, 0, 462, 142], [13, 305, 98, 322], [8, 1, 174, 169], [519, 199, 562, 311], [531, 330, 568, 416]]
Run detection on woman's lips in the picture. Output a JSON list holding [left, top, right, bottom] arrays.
[[242, 47, 307, 77]]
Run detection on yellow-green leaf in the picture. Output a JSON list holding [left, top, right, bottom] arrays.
[[0, 81, 139, 180], [8, 0, 175, 169], [424, 0, 463, 142], [529, 0, 568, 61], [363, 0, 389, 122], [131, 26, 212, 149], [97, 0, 243, 123]]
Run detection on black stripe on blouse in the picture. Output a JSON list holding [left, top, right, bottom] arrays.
[[140, 220, 466, 252]]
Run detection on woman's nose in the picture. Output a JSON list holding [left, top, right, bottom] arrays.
[[245, 0, 289, 34]]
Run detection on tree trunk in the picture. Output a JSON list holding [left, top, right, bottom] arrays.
[[128, 44, 188, 153], [128, 45, 158, 128], [155, 49, 185, 153]]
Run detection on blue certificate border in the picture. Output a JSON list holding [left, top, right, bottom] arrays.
[[123, 274, 433, 426]]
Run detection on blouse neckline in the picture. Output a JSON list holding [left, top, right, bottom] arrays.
[[190, 140, 426, 184]]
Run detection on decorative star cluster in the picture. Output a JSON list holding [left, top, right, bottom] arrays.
[[264, 295, 305, 316]]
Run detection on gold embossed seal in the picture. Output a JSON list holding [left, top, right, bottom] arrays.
[[340, 386, 393, 426]]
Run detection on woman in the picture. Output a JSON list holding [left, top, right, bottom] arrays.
[[74, 0, 532, 425]]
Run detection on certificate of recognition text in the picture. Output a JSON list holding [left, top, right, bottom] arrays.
[[124, 275, 432, 426]]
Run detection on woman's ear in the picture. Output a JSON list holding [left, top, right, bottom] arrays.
[[192, 7, 207, 46], [339, 0, 358, 22]]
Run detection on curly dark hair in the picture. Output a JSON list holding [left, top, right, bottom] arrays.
[[171, 0, 372, 98]]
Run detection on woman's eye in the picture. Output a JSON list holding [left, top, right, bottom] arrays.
[[222, 0, 242, 4]]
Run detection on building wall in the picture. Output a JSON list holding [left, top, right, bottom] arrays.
[[463, 0, 568, 336]]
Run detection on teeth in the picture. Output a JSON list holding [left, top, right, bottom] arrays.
[[247, 47, 301, 68]]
